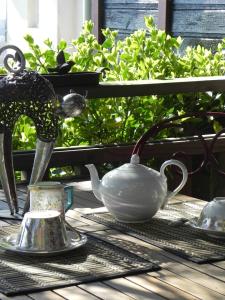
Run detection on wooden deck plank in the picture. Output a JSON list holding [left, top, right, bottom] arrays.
[[54, 285, 103, 300], [65, 202, 109, 232], [213, 260, 225, 269], [65, 210, 103, 226], [79, 282, 135, 300], [29, 291, 66, 300], [65, 190, 225, 293], [93, 230, 225, 294], [104, 277, 169, 300], [148, 270, 225, 300], [172, 194, 206, 205], [125, 275, 199, 300], [69, 181, 92, 191], [127, 275, 223, 300], [0, 184, 224, 299], [164, 260, 225, 283], [79, 199, 225, 281]]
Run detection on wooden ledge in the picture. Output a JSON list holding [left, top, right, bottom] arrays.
[[12, 134, 225, 170], [56, 76, 225, 98]]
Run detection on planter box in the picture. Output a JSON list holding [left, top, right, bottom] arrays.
[[0, 72, 100, 88], [43, 72, 100, 87]]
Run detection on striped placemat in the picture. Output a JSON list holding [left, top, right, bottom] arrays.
[[0, 225, 160, 296], [83, 202, 225, 264]]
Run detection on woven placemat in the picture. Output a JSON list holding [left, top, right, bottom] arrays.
[[83, 202, 225, 264], [0, 225, 160, 296]]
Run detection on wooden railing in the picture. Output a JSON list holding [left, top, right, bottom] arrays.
[[13, 76, 225, 199], [56, 76, 225, 98]]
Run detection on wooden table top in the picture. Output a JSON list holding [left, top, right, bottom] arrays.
[[0, 181, 225, 300]]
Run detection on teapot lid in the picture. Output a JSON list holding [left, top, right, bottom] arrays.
[[116, 154, 150, 173], [115, 153, 160, 176], [130, 154, 140, 164]]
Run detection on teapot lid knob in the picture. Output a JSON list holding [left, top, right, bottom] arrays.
[[130, 154, 140, 164]]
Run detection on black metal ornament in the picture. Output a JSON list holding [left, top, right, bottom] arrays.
[[57, 90, 86, 117], [0, 70, 59, 142], [0, 45, 85, 217], [0, 45, 25, 74], [47, 50, 75, 74]]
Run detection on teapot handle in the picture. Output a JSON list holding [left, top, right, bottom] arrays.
[[160, 159, 188, 209]]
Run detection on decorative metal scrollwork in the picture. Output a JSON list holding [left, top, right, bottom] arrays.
[[132, 112, 225, 176], [0, 45, 26, 74]]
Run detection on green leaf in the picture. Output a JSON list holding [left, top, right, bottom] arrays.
[[57, 39, 67, 51], [102, 38, 113, 49], [24, 34, 34, 44], [44, 38, 53, 48]]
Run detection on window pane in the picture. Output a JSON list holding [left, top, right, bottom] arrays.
[[27, 0, 39, 28], [0, 0, 6, 45]]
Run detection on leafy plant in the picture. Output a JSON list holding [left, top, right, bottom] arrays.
[[5, 17, 225, 149]]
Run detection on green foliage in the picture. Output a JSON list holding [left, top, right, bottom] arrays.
[[23, 34, 68, 73], [0, 67, 6, 74], [13, 116, 37, 150], [49, 166, 75, 179], [5, 17, 225, 149]]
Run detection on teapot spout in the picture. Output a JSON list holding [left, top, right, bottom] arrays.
[[85, 164, 102, 202]]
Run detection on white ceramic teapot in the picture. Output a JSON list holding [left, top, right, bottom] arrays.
[[86, 154, 188, 223]]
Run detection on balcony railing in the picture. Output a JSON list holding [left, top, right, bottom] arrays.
[[12, 76, 225, 200]]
